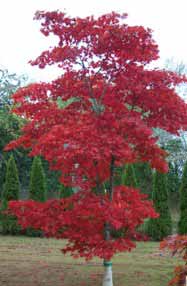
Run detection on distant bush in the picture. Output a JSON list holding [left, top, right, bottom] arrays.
[[58, 183, 73, 198], [0, 155, 21, 235], [26, 157, 47, 237], [29, 156, 47, 202], [147, 171, 172, 240], [178, 161, 187, 234]]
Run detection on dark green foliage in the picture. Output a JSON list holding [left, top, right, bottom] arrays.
[[134, 162, 153, 197], [167, 162, 180, 193], [2, 155, 20, 202], [178, 161, 187, 234], [121, 164, 138, 188], [26, 157, 47, 237], [0, 69, 28, 196], [147, 171, 172, 241], [0, 155, 21, 234], [59, 184, 73, 198], [29, 157, 47, 202], [42, 160, 61, 198]]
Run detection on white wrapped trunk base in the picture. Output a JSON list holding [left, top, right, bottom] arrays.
[[102, 261, 113, 286]]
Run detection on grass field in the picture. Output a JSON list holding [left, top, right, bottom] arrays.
[[0, 235, 182, 286]]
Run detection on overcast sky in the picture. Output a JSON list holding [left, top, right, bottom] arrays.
[[0, 0, 187, 81]]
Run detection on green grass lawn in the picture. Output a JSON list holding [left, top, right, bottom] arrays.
[[0, 235, 182, 286]]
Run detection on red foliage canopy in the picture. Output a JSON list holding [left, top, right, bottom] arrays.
[[9, 186, 157, 260], [5, 11, 187, 260], [160, 235, 187, 285], [5, 11, 187, 188]]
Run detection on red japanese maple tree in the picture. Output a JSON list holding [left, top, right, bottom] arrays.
[[5, 11, 187, 285]]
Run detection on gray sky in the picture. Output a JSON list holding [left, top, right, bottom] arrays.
[[0, 0, 187, 81]]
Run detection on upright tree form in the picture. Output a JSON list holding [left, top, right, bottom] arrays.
[[27, 156, 47, 236], [147, 171, 172, 240], [121, 164, 138, 188], [167, 162, 180, 194], [1, 155, 20, 234], [5, 11, 187, 285], [178, 161, 187, 234], [29, 156, 47, 202], [0, 69, 27, 195], [134, 163, 153, 196], [2, 155, 20, 204], [59, 183, 73, 198]]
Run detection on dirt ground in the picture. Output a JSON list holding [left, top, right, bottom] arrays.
[[0, 236, 181, 286]]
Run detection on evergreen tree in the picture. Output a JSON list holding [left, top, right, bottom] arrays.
[[134, 162, 153, 196], [178, 161, 187, 234], [59, 184, 73, 198], [147, 171, 172, 240], [167, 162, 180, 194], [121, 164, 138, 188], [1, 155, 21, 234], [29, 157, 47, 202], [27, 156, 47, 236]]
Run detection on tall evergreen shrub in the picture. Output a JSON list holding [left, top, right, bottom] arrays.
[[167, 162, 180, 194], [59, 184, 73, 198], [27, 156, 47, 236], [121, 164, 138, 188], [134, 162, 153, 196], [178, 161, 187, 234], [1, 155, 21, 234], [29, 157, 47, 202], [147, 171, 172, 240]]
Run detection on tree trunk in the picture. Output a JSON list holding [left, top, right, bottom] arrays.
[[102, 156, 115, 286], [102, 261, 113, 286]]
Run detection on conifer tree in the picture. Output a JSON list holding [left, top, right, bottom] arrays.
[[134, 162, 153, 196], [27, 156, 47, 236], [1, 155, 20, 234], [167, 162, 180, 194], [121, 164, 138, 188], [29, 157, 47, 202], [178, 161, 187, 234], [147, 171, 172, 240], [59, 184, 73, 198]]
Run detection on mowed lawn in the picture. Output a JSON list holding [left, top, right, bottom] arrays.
[[0, 235, 182, 286]]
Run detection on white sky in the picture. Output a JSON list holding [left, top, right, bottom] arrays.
[[0, 0, 187, 81]]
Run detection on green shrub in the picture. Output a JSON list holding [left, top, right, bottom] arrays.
[[178, 161, 187, 234], [0, 155, 21, 235], [147, 171, 172, 240], [29, 156, 47, 202], [59, 183, 73, 198], [26, 157, 47, 237], [134, 162, 153, 197], [121, 164, 138, 188]]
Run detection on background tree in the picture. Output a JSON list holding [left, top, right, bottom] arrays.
[[29, 157, 47, 202], [0, 69, 27, 107], [167, 162, 180, 204], [0, 69, 28, 196], [178, 161, 187, 234], [1, 155, 21, 234], [6, 11, 187, 286], [134, 162, 153, 196], [147, 171, 172, 240], [26, 156, 46, 236], [58, 183, 73, 198], [121, 164, 138, 188]]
